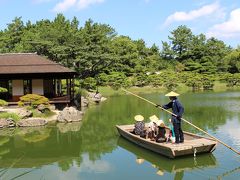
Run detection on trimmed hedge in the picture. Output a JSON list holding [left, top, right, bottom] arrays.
[[18, 94, 49, 108]]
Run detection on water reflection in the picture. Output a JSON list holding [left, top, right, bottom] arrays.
[[0, 136, 10, 158], [0, 91, 239, 179], [118, 136, 217, 178], [57, 122, 82, 133], [16, 127, 51, 143]]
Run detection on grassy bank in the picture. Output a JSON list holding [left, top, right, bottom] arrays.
[[97, 81, 240, 97], [98, 85, 188, 97]]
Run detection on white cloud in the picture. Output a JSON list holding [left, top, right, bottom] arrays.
[[77, 0, 104, 10], [206, 8, 240, 39], [217, 118, 240, 147], [53, 0, 104, 12], [53, 0, 77, 12], [163, 2, 221, 26], [79, 154, 112, 173]]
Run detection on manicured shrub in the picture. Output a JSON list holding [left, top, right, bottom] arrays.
[[0, 112, 20, 122], [18, 94, 49, 108], [0, 87, 7, 93], [0, 99, 8, 107]]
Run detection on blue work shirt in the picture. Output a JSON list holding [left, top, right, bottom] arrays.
[[163, 98, 184, 123]]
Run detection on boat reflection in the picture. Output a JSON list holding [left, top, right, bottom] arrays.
[[117, 136, 217, 176]]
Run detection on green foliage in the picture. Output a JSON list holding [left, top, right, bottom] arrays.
[[107, 72, 131, 90], [148, 74, 164, 87], [224, 48, 240, 73], [0, 99, 8, 107], [185, 74, 203, 90], [0, 87, 7, 93], [163, 75, 179, 91], [1, 15, 240, 93], [202, 75, 215, 90], [80, 77, 97, 90], [162, 26, 230, 74], [184, 60, 202, 72], [133, 73, 149, 87], [224, 73, 240, 87], [17, 101, 24, 107], [18, 94, 49, 108], [98, 72, 130, 90], [32, 109, 55, 118], [0, 112, 20, 122]]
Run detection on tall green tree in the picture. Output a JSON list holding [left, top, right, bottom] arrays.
[[224, 48, 240, 73], [0, 17, 24, 52], [167, 25, 194, 62], [74, 19, 117, 78]]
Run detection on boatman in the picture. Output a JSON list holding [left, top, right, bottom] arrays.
[[157, 91, 184, 144]]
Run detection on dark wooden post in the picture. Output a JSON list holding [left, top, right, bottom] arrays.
[[66, 79, 69, 97], [72, 76, 75, 102], [54, 79, 56, 97]]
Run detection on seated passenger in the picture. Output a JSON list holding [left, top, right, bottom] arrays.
[[156, 120, 167, 143], [133, 115, 145, 137], [147, 115, 158, 140]]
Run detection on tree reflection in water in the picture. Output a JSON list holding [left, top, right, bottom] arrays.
[[0, 91, 239, 179]]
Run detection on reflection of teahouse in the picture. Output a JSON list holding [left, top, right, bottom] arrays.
[[136, 157, 145, 164], [156, 169, 164, 176], [152, 163, 165, 176]]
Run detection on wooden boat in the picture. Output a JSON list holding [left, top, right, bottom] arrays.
[[116, 124, 217, 159]]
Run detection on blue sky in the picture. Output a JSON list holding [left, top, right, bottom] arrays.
[[0, 0, 240, 48]]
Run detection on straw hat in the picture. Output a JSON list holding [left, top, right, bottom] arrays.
[[149, 115, 159, 123], [156, 120, 165, 127], [156, 169, 164, 176], [136, 158, 145, 164], [165, 91, 180, 97], [134, 115, 144, 121]]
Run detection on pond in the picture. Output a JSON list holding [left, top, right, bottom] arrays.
[[0, 91, 240, 179]]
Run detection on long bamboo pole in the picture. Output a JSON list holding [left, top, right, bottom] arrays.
[[122, 88, 240, 156]]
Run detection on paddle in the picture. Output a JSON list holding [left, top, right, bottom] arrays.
[[122, 88, 240, 156]]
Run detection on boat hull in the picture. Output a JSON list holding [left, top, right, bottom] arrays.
[[116, 124, 217, 159]]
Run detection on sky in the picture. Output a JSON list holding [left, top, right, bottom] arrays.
[[0, 0, 240, 48]]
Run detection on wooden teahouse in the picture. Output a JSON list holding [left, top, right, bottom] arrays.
[[0, 53, 76, 105]]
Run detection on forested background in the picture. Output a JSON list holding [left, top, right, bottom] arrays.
[[1, 14, 240, 91]]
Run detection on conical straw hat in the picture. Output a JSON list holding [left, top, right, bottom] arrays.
[[134, 115, 144, 121], [156, 120, 165, 127], [149, 115, 158, 123], [165, 91, 179, 97]]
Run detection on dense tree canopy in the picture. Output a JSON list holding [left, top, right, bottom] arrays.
[[0, 15, 239, 90]]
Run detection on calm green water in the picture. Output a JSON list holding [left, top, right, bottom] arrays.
[[0, 91, 240, 180]]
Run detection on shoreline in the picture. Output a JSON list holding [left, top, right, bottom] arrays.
[[97, 82, 240, 97]]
